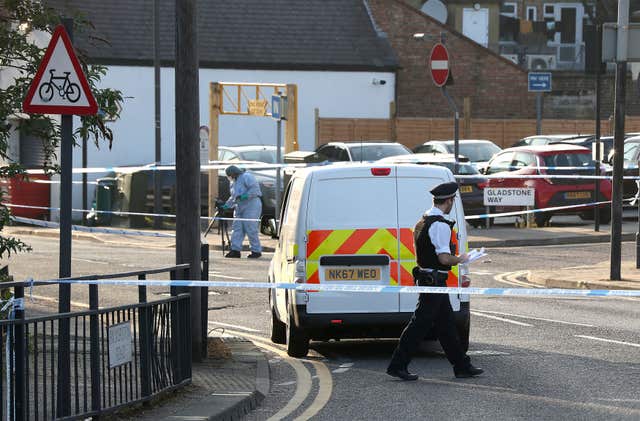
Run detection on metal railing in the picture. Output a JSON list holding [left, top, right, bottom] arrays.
[[0, 258, 205, 421]]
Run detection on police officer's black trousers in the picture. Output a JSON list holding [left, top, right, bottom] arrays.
[[388, 292, 470, 371]]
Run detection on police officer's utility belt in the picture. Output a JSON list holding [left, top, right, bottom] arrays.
[[412, 266, 448, 287]]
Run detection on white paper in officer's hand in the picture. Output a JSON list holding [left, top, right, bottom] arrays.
[[465, 247, 487, 264]]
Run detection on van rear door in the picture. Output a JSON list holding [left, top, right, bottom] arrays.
[[305, 166, 400, 314], [396, 165, 459, 312]]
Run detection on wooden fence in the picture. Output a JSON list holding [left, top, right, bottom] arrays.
[[316, 116, 640, 149]]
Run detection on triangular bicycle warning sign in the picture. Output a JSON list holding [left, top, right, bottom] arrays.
[[23, 25, 98, 115]]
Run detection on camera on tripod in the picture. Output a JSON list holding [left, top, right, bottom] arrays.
[[204, 198, 233, 254], [214, 198, 234, 218]]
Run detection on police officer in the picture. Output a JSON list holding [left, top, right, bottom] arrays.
[[223, 165, 263, 258], [387, 181, 483, 380]]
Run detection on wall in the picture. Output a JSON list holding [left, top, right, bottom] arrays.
[[368, 0, 537, 119], [49, 66, 395, 219], [317, 116, 640, 149]]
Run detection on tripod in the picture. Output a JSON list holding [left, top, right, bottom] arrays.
[[204, 208, 232, 255]]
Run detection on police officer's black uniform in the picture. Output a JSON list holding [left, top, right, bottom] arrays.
[[387, 182, 483, 380]]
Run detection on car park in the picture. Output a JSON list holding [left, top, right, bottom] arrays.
[[302, 141, 413, 163], [482, 144, 612, 226], [269, 163, 471, 357], [412, 139, 501, 171], [378, 153, 487, 224]]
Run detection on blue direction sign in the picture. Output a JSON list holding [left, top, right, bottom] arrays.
[[528, 72, 552, 92], [271, 95, 281, 120]]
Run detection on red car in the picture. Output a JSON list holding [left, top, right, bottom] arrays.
[[482, 144, 612, 226]]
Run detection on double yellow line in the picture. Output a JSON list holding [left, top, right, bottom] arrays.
[[219, 328, 333, 420]]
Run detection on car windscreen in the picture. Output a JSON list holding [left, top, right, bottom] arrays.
[[348, 144, 411, 161], [455, 143, 501, 162], [432, 162, 479, 175], [238, 149, 277, 163]]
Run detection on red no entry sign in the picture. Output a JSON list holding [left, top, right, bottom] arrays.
[[430, 43, 449, 88]]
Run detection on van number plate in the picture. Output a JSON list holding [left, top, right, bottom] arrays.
[[565, 191, 591, 199], [459, 185, 473, 193], [325, 268, 381, 281]]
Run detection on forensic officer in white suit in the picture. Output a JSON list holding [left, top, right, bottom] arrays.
[[223, 165, 262, 258]]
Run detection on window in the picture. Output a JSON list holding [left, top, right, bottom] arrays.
[[544, 4, 554, 16], [486, 152, 514, 174], [513, 152, 536, 168], [624, 143, 640, 161], [315, 145, 339, 161], [526, 6, 537, 21], [500, 2, 517, 18]]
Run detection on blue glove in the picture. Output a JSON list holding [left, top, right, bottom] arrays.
[[221, 203, 231, 210], [238, 193, 249, 201]]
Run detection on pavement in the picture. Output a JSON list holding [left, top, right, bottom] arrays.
[[5, 215, 640, 419]]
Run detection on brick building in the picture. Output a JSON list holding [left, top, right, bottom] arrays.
[[368, 0, 537, 119]]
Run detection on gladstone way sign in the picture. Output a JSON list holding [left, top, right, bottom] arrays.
[[484, 188, 535, 206]]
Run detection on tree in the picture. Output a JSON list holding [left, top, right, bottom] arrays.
[[0, 0, 122, 259]]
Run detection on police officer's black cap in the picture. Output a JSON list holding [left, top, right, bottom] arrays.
[[430, 182, 458, 200]]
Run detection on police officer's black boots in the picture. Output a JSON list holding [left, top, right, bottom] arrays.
[[386, 366, 419, 381], [454, 364, 484, 378]]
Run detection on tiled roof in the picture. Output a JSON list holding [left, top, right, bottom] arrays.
[[47, 0, 399, 71]]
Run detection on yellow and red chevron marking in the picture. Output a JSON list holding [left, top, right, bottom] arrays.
[[306, 228, 408, 285], [306, 227, 464, 287]]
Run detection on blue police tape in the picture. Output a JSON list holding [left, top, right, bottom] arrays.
[[10, 216, 176, 238], [23, 161, 309, 175], [37, 278, 640, 297], [5, 203, 262, 223], [465, 199, 614, 220]]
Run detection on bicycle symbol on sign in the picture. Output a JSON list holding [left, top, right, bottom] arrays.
[[38, 69, 81, 103]]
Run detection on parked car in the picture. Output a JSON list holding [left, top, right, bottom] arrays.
[[550, 136, 614, 163], [605, 133, 640, 163], [302, 141, 413, 163], [378, 153, 487, 224], [605, 135, 640, 204], [511, 134, 591, 148], [412, 139, 501, 170], [218, 145, 284, 164], [217, 145, 287, 232], [481, 144, 612, 226]]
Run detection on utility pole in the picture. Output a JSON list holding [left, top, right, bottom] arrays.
[[153, 0, 162, 229], [175, 0, 203, 361], [594, 22, 602, 232], [610, 0, 629, 280]]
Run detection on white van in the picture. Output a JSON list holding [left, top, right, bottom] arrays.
[[268, 163, 471, 357]]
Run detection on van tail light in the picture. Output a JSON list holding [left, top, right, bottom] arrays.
[[294, 259, 306, 283], [477, 180, 488, 189], [371, 167, 391, 176], [460, 274, 471, 288]]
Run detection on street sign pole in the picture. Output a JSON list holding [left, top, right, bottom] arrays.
[[441, 86, 459, 172], [56, 18, 74, 418], [535, 92, 542, 135], [429, 41, 458, 172], [528, 73, 551, 136], [22, 20, 99, 417], [611, 0, 629, 281]]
